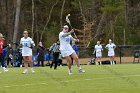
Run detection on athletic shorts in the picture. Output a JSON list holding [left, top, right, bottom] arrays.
[[96, 52, 102, 57], [60, 50, 75, 57], [22, 49, 32, 56], [108, 51, 115, 57]]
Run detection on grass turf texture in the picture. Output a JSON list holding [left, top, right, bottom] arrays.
[[0, 64, 140, 93]]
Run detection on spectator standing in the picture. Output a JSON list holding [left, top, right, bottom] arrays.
[[18, 48, 23, 67], [37, 42, 45, 67], [5, 44, 14, 67]]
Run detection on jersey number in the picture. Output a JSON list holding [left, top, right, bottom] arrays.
[[24, 43, 28, 47]]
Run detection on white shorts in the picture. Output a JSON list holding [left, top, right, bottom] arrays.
[[22, 49, 32, 56], [60, 50, 75, 57], [96, 52, 102, 57], [108, 51, 115, 57]]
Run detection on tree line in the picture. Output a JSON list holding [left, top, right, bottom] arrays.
[[0, 0, 139, 49]]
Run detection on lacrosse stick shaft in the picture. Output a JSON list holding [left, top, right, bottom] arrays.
[[66, 14, 77, 39], [73, 32, 77, 39]]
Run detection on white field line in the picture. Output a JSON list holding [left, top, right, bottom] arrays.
[[3, 82, 48, 88], [1, 74, 140, 88], [61, 74, 140, 82]]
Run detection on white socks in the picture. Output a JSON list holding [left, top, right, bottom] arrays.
[[3, 67, 6, 70], [78, 67, 82, 70], [110, 61, 115, 65]]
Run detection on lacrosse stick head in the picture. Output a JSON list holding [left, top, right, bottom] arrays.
[[66, 15, 70, 24], [68, 14, 70, 16], [66, 14, 72, 30]]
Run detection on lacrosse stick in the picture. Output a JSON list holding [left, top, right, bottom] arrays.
[[66, 14, 77, 38]]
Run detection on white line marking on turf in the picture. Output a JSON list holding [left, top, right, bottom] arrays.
[[2, 74, 140, 88], [61, 74, 140, 83], [3, 82, 48, 88], [85, 79, 92, 81]]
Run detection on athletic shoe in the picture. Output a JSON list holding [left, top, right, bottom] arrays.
[[4, 68, 9, 72], [22, 69, 28, 74], [60, 65, 62, 67], [68, 70, 73, 75], [31, 68, 35, 73], [78, 69, 85, 73], [20, 65, 22, 68]]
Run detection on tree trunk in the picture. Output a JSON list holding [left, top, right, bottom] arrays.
[[94, 12, 106, 41], [31, 0, 35, 39], [6, 0, 15, 43], [40, 0, 59, 41], [78, 1, 87, 47], [78, 1, 87, 23], [13, 0, 21, 50], [0, 0, 7, 34], [60, 0, 66, 31]]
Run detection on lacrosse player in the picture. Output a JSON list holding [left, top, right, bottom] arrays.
[[59, 25, 85, 75], [93, 41, 103, 65], [105, 39, 116, 65], [20, 31, 35, 74]]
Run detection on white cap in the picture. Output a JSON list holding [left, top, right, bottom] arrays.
[[63, 25, 69, 28]]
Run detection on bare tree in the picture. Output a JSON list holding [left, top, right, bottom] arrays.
[[40, 0, 59, 41], [94, 12, 106, 41], [60, 0, 66, 30], [0, 0, 7, 34], [78, 1, 87, 23], [79, 0, 88, 47], [31, 0, 35, 39], [13, 0, 21, 49]]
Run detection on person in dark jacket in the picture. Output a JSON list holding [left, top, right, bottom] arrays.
[[18, 48, 23, 67], [5, 44, 14, 67], [37, 42, 45, 67]]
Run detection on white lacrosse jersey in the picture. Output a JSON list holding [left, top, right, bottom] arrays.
[[20, 37, 34, 56], [59, 31, 75, 57], [95, 45, 103, 57], [105, 43, 116, 56]]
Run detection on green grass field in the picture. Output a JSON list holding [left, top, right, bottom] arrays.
[[0, 64, 140, 93]]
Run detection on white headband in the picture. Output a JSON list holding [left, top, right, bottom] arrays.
[[63, 25, 69, 28], [109, 39, 112, 42]]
